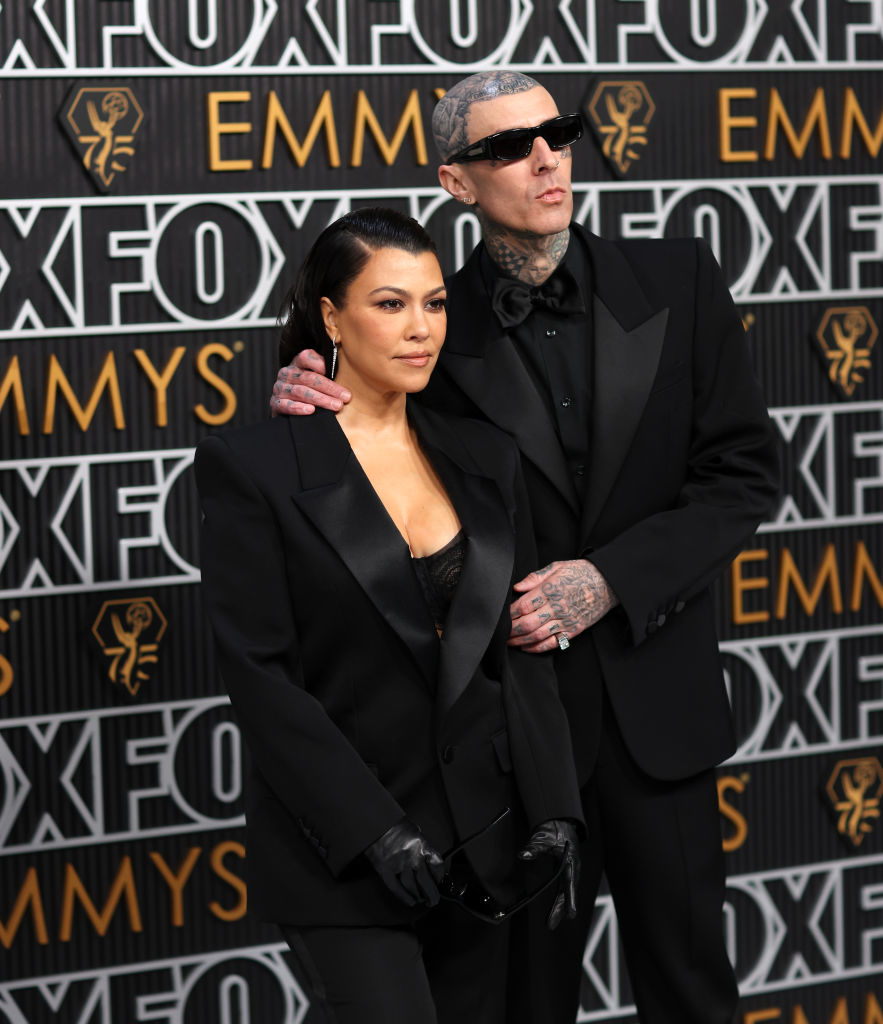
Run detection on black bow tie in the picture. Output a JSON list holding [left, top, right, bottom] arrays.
[[491, 268, 585, 329]]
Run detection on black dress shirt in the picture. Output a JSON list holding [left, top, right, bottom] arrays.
[[480, 235, 594, 492]]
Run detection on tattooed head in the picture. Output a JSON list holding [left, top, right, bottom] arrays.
[[432, 71, 542, 162]]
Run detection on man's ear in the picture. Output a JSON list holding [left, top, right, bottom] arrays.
[[438, 163, 474, 204]]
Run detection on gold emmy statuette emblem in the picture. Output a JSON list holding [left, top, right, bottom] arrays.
[[91, 597, 167, 696], [815, 306, 878, 398], [825, 757, 883, 847], [586, 81, 656, 176], [60, 85, 145, 192]]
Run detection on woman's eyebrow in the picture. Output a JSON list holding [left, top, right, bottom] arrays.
[[366, 285, 447, 297]]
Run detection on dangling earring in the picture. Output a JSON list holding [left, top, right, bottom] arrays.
[[330, 335, 339, 379]]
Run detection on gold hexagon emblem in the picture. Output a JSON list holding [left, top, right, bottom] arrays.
[[815, 306, 878, 398], [60, 85, 145, 191], [92, 597, 167, 696], [586, 80, 656, 176], [825, 756, 883, 847]]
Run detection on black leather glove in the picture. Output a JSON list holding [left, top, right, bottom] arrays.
[[518, 818, 581, 930], [364, 819, 445, 908]]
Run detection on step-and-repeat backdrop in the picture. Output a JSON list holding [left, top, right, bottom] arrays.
[[1, 3, 881, 1021]]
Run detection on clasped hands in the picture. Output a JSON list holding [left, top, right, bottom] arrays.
[[364, 817, 580, 929]]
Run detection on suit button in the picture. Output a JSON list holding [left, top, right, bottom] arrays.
[[657, 613, 666, 627], [560, 396, 572, 408], [646, 621, 658, 635], [674, 601, 685, 613], [441, 745, 455, 764], [546, 329, 557, 337]]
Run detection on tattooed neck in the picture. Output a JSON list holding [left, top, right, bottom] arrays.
[[481, 223, 570, 286]]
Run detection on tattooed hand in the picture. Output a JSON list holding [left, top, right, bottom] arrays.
[[269, 349, 352, 417], [508, 560, 618, 653]]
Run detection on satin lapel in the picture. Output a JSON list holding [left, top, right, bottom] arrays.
[[411, 407, 515, 718], [288, 413, 439, 687], [444, 252, 579, 514], [581, 297, 669, 538], [575, 227, 674, 538]]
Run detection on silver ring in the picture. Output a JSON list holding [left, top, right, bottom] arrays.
[[556, 633, 570, 651]]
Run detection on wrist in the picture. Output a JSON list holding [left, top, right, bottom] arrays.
[[584, 560, 619, 612]]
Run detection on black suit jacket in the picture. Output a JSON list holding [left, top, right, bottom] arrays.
[[422, 225, 780, 784], [195, 402, 582, 926]]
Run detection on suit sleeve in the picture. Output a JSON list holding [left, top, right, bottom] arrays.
[[195, 434, 405, 876], [588, 239, 780, 646]]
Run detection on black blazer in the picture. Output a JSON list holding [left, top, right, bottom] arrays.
[[195, 402, 582, 926], [423, 226, 780, 784]]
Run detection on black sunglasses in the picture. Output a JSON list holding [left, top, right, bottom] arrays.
[[438, 808, 566, 924], [448, 113, 583, 164]]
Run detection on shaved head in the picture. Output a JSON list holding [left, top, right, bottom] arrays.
[[432, 70, 542, 161]]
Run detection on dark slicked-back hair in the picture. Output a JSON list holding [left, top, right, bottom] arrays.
[[278, 207, 437, 368], [432, 71, 542, 161]]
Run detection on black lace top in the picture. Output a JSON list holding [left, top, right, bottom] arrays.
[[412, 529, 467, 631]]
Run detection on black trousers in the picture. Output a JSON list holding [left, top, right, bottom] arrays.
[[510, 690, 739, 1024], [280, 897, 510, 1024]]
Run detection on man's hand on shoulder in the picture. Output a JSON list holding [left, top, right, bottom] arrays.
[[269, 349, 352, 416], [508, 560, 619, 653]]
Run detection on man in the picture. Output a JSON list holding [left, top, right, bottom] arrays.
[[271, 71, 779, 1023]]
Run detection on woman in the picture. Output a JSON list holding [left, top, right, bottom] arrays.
[[195, 208, 582, 1024]]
